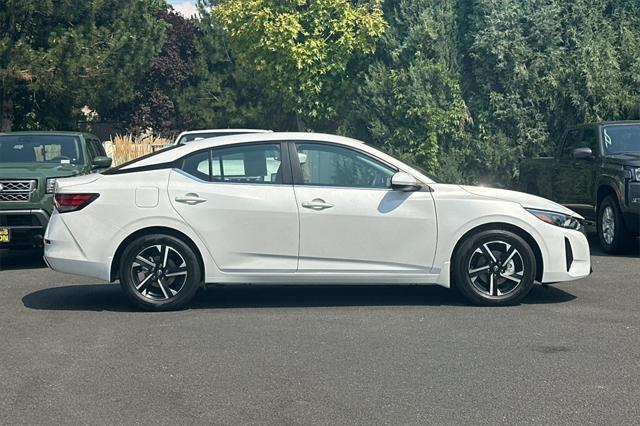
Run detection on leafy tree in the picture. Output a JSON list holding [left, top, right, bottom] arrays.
[[461, 0, 564, 183], [176, 3, 293, 132], [344, 0, 469, 178], [460, 0, 640, 184], [112, 9, 197, 133], [0, 0, 168, 131], [211, 0, 386, 129], [554, 0, 640, 127]]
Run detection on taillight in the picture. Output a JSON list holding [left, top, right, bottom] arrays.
[[54, 193, 99, 213]]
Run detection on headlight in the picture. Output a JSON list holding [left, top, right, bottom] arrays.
[[526, 208, 584, 231], [46, 178, 57, 194], [633, 167, 640, 182]]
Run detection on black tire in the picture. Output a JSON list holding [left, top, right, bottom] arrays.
[[452, 229, 537, 306], [597, 195, 636, 254], [119, 234, 202, 311]]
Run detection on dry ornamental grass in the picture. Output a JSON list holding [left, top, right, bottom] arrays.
[[105, 134, 172, 166]]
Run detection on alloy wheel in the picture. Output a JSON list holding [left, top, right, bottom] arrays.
[[601, 206, 615, 245], [130, 244, 188, 300], [467, 240, 525, 298]]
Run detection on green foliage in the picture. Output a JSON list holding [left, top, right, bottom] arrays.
[[5, 0, 640, 187], [112, 9, 198, 133], [212, 0, 386, 126], [462, 0, 640, 184], [0, 0, 168, 131], [343, 0, 469, 177], [175, 2, 293, 132]]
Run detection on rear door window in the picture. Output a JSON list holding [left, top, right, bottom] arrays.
[[180, 151, 211, 181], [178, 143, 285, 184], [212, 144, 283, 184]]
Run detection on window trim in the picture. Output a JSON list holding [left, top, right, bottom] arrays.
[[288, 140, 399, 189], [176, 141, 293, 186]]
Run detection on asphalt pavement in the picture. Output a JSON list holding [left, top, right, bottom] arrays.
[[0, 237, 639, 425]]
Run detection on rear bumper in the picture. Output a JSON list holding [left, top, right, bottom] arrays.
[[0, 209, 50, 248], [43, 212, 111, 281], [44, 254, 111, 282]]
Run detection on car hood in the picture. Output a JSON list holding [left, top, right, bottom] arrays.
[[459, 185, 583, 218], [605, 152, 640, 167], [0, 163, 85, 179]]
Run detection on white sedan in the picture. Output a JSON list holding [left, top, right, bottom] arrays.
[[44, 132, 591, 310]]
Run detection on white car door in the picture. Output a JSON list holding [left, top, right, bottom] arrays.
[[291, 141, 437, 273], [168, 142, 299, 272]]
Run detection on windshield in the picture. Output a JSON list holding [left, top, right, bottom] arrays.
[[178, 132, 253, 144], [0, 134, 84, 165], [602, 124, 640, 155]]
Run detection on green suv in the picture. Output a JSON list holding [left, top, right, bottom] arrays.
[[0, 131, 112, 249]]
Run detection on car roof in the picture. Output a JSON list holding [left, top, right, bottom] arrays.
[[177, 129, 272, 135], [0, 131, 96, 138], [130, 132, 363, 167], [572, 121, 640, 127], [118, 132, 435, 184], [175, 129, 273, 143]]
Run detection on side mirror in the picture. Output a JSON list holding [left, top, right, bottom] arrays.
[[571, 147, 593, 159], [391, 171, 421, 191], [92, 156, 112, 169]]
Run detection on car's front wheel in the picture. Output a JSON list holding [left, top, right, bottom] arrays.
[[597, 195, 636, 254], [453, 230, 537, 306], [119, 234, 202, 311]]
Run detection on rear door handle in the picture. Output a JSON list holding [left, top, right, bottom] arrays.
[[301, 198, 334, 210], [175, 193, 207, 205]]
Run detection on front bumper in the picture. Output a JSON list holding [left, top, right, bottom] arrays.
[[540, 227, 591, 284], [624, 181, 640, 233], [0, 209, 50, 248]]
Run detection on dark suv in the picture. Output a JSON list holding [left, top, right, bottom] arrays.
[[0, 131, 111, 249], [519, 121, 640, 254]]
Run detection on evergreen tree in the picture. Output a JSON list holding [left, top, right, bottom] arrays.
[[345, 0, 469, 178], [0, 0, 168, 131]]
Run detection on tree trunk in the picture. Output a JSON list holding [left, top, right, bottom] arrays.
[[295, 112, 305, 132], [1, 97, 13, 132]]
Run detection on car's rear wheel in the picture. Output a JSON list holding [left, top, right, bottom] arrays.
[[453, 230, 536, 306], [119, 234, 201, 311], [597, 195, 636, 254]]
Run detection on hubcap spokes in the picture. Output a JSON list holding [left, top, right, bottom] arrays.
[[467, 241, 525, 298], [602, 206, 615, 245], [131, 245, 188, 300]]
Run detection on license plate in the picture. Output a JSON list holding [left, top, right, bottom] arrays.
[[0, 228, 9, 243]]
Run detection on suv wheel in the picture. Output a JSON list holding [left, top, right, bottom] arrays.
[[597, 195, 636, 254], [453, 230, 536, 306], [119, 234, 202, 311]]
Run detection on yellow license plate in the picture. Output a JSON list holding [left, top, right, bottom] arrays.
[[0, 228, 9, 243]]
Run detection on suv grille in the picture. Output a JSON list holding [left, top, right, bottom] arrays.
[[0, 180, 36, 202]]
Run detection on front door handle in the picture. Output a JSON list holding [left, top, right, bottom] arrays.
[[175, 193, 207, 205], [301, 198, 334, 210]]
